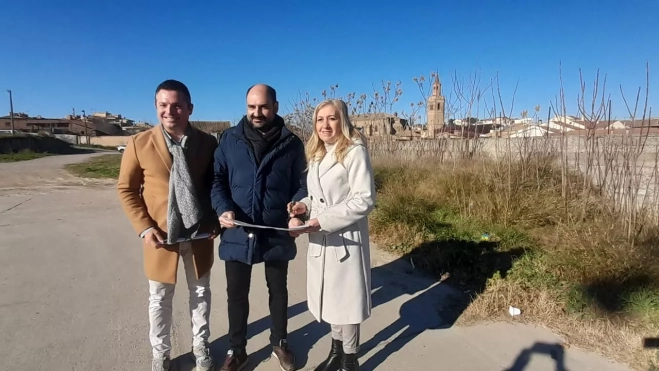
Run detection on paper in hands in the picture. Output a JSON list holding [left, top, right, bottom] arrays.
[[158, 233, 212, 245], [232, 220, 310, 232]]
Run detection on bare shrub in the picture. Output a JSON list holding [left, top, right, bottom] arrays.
[[285, 64, 658, 369]]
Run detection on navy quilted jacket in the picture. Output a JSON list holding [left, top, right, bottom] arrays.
[[210, 118, 307, 264]]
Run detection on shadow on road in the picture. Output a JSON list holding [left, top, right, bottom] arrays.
[[170, 237, 526, 370], [170, 301, 316, 371], [503, 342, 567, 371], [358, 241, 527, 371]]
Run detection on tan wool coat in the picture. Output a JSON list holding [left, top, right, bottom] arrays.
[[117, 124, 219, 284], [301, 139, 376, 325]]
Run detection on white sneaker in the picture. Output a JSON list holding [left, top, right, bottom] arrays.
[[152, 356, 171, 371], [193, 345, 214, 371]]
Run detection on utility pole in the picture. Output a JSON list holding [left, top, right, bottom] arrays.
[[82, 109, 88, 140], [7, 90, 15, 135]]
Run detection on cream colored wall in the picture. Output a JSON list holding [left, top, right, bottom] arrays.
[[89, 136, 130, 147]]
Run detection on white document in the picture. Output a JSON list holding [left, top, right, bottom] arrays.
[[175, 233, 212, 243], [158, 233, 213, 246], [232, 220, 310, 232]]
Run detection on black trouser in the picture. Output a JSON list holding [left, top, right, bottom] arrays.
[[225, 260, 289, 351]]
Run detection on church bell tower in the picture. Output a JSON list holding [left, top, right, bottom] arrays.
[[426, 74, 445, 138]]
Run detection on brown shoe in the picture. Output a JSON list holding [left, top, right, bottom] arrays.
[[220, 349, 248, 371], [272, 339, 296, 371]]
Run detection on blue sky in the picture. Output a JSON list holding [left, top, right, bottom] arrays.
[[1, 0, 657, 124]]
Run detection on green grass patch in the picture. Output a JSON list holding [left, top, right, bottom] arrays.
[[370, 183, 535, 292], [0, 150, 50, 163], [65, 154, 122, 179]]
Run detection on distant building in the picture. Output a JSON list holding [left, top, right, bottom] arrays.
[[190, 121, 232, 135], [123, 122, 153, 134], [350, 113, 409, 137], [0, 112, 125, 136], [87, 111, 135, 127], [489, 115, 659, 138], [348, 75, 447, 141], [0, 110, 234, 137], [426, 75, 446, 138]]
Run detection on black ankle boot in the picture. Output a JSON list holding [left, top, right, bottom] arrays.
[[340, 352, 359, 371], [314, 338, 343, 371]]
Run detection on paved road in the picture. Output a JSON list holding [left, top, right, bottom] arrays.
[[0, 155, 633, 371]]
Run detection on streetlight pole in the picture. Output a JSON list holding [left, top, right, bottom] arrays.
[[7, 90, 15, 135]]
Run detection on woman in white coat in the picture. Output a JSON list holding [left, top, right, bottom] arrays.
[[288, 99, 376, 371]]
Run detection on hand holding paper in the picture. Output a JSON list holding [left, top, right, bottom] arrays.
[[289, 218, 321, 237], [219, 211, 236, 228], [288, 218, 305, 237], [154, 232, 213, 246], [304, 218, 321, 233], [145, 229, 166, 248]]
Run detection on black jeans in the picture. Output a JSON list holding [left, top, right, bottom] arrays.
[[225, 260, 289, 351]]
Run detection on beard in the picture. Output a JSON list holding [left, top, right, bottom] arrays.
[[249, 115, 272, 129]]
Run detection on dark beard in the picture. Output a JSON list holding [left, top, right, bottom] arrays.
[[242, 115, 284, 165], [249, 116, 273, 131]]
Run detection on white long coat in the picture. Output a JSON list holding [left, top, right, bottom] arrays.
[[300, 139, 376, 325]]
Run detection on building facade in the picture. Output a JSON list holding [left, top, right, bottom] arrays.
[[426, 75, 446, 138], [0, 113, 125, 136], [351, 113, 409, 137]]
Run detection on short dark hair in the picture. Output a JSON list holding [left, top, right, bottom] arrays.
[[246, 84, 277, 103], [155, 79, 192, 106]]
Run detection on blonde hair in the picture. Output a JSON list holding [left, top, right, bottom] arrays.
[[305, 99, 368, 165]]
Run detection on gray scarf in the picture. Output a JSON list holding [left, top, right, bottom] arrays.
[[161, 125, 204, 244]]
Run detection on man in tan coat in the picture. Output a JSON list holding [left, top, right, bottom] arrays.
[[117, 79, 220, 371]]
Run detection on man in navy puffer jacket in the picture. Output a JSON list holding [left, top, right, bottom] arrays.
[[211, 83, 306, 371]]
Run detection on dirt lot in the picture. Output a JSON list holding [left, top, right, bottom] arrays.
[[0, 152, 115, 193]]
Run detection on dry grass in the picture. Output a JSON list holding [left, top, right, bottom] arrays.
[[461, 276, 652, 370], [275, 62, 659, 369], [369, 149, 659, 370]]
